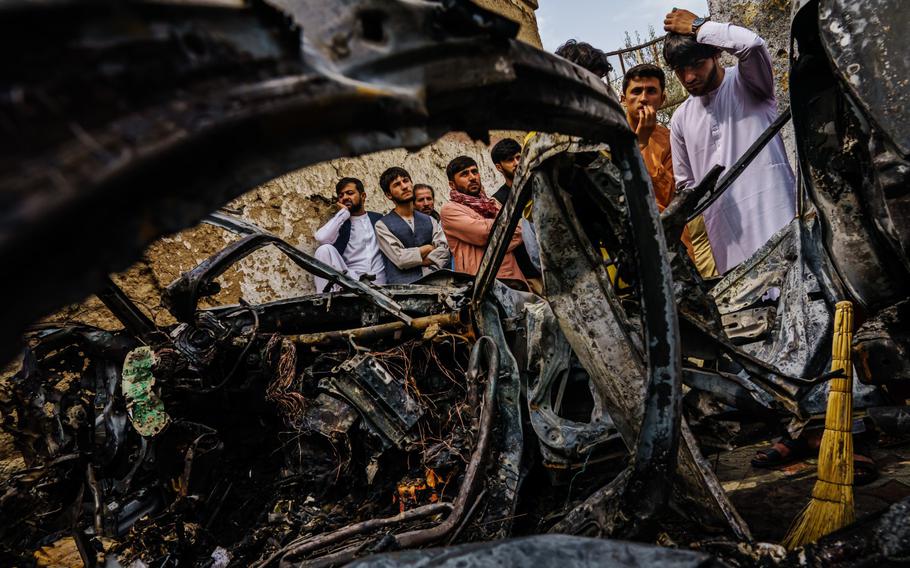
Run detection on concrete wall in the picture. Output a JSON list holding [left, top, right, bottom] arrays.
[[49, 3, 540, 330]]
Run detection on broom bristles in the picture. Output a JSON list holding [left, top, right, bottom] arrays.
[[783, 301, 855, 549]]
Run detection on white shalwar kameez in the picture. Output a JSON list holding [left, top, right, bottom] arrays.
[[670, 21, 796, 274]]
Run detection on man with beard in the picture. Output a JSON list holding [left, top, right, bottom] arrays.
[[313, 177, 386, 292], [440, 156, 526, 284], [374, 167, 450, 284], [413, 183, 440, 221], [490, 138, 522, 206], [664, 9, 795, 274]]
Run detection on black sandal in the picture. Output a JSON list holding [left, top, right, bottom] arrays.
[[751, 437, 811, 468]]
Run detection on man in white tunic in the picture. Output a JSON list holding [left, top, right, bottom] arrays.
[[663, 9, 795, 274], [313, 177, 387, 292]]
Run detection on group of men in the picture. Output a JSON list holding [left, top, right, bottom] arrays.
[[312, 144, 532, 293], [557, 12, 860, 475], [558, 9, 795, 277], [313, 8, 795, 300]]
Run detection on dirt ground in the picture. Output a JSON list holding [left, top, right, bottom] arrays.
[[718, 437, 910, 542]]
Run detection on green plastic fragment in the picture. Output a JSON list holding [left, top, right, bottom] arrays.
[[122, 346, 170, 437]]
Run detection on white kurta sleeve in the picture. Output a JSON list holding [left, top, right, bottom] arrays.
[[314, 207, 351, 246], [697, 21, 774, 100], [426, 218, 451, 270], [670, 113, 695, 192]]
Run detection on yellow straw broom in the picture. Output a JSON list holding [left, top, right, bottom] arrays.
[[783, 301, 855, 549]]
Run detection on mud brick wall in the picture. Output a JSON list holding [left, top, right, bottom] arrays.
[[48, 1, 541, 331]]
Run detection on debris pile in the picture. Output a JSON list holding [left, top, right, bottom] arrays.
[[0, 294, 494, 565]]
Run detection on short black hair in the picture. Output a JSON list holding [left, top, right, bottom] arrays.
[[662, 33, 720, 70], [622, 63, 666, 94], [490, 138, 521, 164], [413, 183, 434, 197], [554, 39, 612, 77], [335, 177, 364, 196], [446, 156, 478, 181], [379, 167, 410, 194]]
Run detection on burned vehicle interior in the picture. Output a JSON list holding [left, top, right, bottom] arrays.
[[2, 0, 910, 566]]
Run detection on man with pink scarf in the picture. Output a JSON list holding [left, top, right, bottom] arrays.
[[439, 156, 526, 285]]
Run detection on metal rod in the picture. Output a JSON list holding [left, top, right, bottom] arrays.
[[603, 34, 666, 57], [96, 276, 157, 337], [261, 503, 452, 567], [290, 312, 465, 348]]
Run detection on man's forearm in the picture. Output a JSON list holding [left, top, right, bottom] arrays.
[[697, 21, 773, 98], [375, 223, 424, 269], [426, 244, 450, 269], [381, 246, 423, 269], [424, 220, 451, 269], [696, 21, 763, 57], [440, 210, 496, 247], [398, 250, 425, 269], [314, 208, 350, 245]]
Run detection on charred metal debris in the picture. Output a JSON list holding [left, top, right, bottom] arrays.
[[2, 0, 910, 566]]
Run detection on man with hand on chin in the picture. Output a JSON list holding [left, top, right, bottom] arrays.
[[553, 36, 719, 277], [374, 167, 450, 284], [313, 177, 387, 292], [664, 8, 795, 274], [622, 63, 717, 277]]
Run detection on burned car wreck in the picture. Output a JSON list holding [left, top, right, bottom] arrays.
[[1, 240, 495, 565], [2, 0, 910, 566]]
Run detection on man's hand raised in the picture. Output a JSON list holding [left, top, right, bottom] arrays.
[[664, 8, 697, 35], [635, 105, 657, 148]]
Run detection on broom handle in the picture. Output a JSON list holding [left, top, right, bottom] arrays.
[[816, 301, 854, 488], [825, 302, 854, 434]]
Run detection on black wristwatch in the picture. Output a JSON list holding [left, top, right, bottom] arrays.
[[692, 16, 708, 36]]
